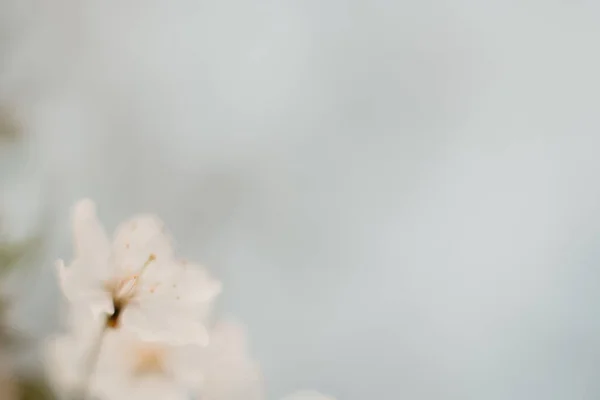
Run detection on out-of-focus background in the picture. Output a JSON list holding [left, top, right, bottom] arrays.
[[1, 1, 600, 399]]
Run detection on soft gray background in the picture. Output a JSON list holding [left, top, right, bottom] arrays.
[[1, 1, 600, 399]]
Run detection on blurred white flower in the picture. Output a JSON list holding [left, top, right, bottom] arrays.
[[56, 198, 221, 345], [48, 200, 333, 400], [46, 312, 204, 400], [44, 309, 96, 397], [194, 321, 264, 400]]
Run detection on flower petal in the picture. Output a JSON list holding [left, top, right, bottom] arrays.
[[91, 330, 190, 400], [98, 331, 201, 399], [124, 262, 220, 345], [71, 198, 111, 268], [112, 214, 175, 275], [121, 302, 210, 346], [138, 261, 221, 309], [172, 262, 222, 304], [44, 310, 107, 397], [56, 259, 114, 319], [44, 335, 85, 395], [124, 379, 189, 400], [167, 344, 205, 390], [193, 321, 264, 400]]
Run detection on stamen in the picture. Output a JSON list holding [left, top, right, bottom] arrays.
[[145, 253, 157, 266], [103, 254, 158, 330], [138, 253, 156, 276]]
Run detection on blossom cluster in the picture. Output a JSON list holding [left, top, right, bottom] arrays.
[[45, 199, 332, 400]]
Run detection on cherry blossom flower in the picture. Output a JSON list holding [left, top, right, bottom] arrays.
[[47, 199, 336, 400], [56, 198, 221, 345]]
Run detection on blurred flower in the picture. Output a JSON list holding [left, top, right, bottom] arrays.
[[48, 199, 334, 400], [45, 315, 265, 400], [46, 311, 204, 400], [194, 321, 264, 400], [56, 198, 221, 345]]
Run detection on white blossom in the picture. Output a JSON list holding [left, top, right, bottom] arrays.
[[56, 198, 221, 345], [48, 199, 334, 400], [44, 309, 97, 397]]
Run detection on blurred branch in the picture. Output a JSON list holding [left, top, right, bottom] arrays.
[[0, 238, 53, 400], [17, 377, 56, 400], [0, 197, 49, 399]]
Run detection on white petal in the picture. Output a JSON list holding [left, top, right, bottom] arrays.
[[167, 344, 205, 390], [124, 265, 219, 345], [66, 306, 108, 342], [44, 335, 86, 395], [195, 321, 264, 400], [121, 303, 210, 346], [94, 330, 133, 376], [93, 332, 191, 400], [44, 312, 107, 397], [71, 198, 111, 266], [91, 331, 139, 400], [125, 262, 220, 343], [138, 261, 221, 311], [112, 214, 175, 275], [57, 259, 114, 318], [172, 262, 222, 304], [208, 321, 249, 354], [126, 379, 189, 400]]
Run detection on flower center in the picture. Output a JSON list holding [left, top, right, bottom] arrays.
[[104, 254, 156, 329], [106, 299, 124, 328]]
